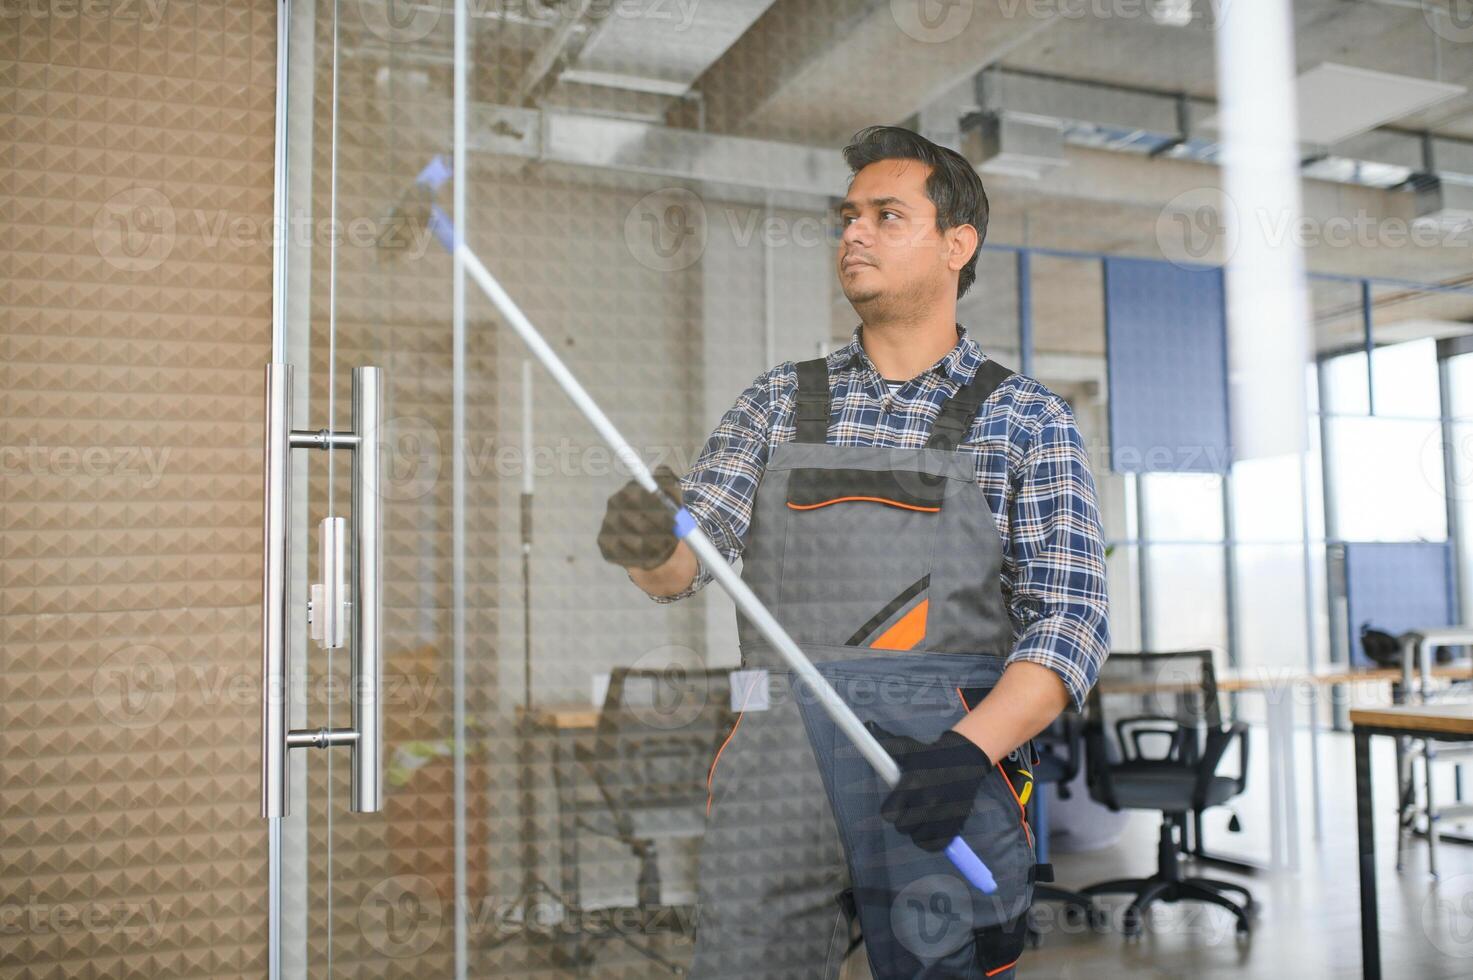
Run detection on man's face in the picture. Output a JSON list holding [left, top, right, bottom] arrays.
[[836, 158, 974, 318]]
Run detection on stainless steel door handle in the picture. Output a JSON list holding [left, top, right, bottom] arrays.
[[350, 366, 383, 814], [261, 363, 293, 820], [260, 363, 385, 818]]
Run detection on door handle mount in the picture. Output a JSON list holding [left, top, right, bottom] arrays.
[[261, 363, 384, 818]]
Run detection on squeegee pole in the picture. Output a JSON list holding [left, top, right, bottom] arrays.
[[452, 230, 996, 895]]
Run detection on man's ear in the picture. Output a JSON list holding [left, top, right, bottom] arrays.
[[946, 223, 978, 272]]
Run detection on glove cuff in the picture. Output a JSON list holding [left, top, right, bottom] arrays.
[[937, 728, 993, 771]]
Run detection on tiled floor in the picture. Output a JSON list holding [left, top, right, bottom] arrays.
[[484, 725, 1473, 978], [1018, 727, 1473, 978]]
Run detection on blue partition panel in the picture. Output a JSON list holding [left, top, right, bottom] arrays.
[[1104, 257, 1230, 473], [1343, 541, 1456, 666]]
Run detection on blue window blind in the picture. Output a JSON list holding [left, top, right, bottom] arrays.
[[1342, 541, 1456, 666], [1104, 257, 1230, 474]]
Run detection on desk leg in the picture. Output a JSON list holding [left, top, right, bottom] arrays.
[[1309, 684, 1324, 843], [1355, 729, 1381, 980], [552, 733, 580, 912], [1268, 697, 1287, 871], [1426, 739, 1440, 878], [1280, 696, 1301, 872]]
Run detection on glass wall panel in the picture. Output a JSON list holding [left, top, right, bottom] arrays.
[[1145, 545, 1228, 653]]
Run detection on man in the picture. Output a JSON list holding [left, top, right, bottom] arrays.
[[597, 125, 1109, 979]]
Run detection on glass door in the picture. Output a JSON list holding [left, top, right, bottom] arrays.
[[265, 2, 842, 976], [268, 1, 479, 975]]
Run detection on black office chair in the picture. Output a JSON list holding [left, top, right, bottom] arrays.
[[1080, 651, 1256, 939], [1026, 713, 1106, 945], [571, 667, 735, 972]]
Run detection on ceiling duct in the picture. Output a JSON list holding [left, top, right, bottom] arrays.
[[1415, 178, 1473, 235], [563, 0, 774, 95], [963, 112, 1067, 181], [966, 66, 1473, 199], [469, 103, 847, 207], [462, 66, 1473, 219]]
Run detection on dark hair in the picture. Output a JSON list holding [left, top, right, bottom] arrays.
[[841, 125, 989, 300]]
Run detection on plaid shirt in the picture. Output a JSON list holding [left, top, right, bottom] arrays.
[[652, 323, 1109, 712]]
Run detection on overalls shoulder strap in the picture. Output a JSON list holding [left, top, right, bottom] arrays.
[[791, 355, 1015, 447], [925, 358, 1015, 451], [793, 357, 831, 444]]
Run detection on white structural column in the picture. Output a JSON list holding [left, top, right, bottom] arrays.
[[1213, 0, 1311, 881], [1213, 0, 1311, 462]]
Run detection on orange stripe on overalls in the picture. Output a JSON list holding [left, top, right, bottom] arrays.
[[869, 599, 928, 650]]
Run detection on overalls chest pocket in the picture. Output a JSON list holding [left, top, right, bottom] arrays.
[[777, 465, 948, 650]]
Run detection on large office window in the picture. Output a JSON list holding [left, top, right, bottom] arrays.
[[1324, 339, 1448, 543], [1140, 473, 1229, 653], [1230, 428, 1327, 675], [994, 254, 1467, 680], [1316, 285, 1467, 676], [1022, 253, 1142, 649]]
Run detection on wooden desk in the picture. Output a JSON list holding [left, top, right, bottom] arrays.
[[1350, 702, 1473, 980], [1099, 661, 1472, 873], [522, 703, 601, 731], [1350, 702, 1473, 736], [1220, 661, 1472, 691], [1097, 661, 1472, 695]]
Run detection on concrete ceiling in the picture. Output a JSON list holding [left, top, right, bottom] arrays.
[[340, 0, 1473, 357], [679, 0, 1473, 355], [685, 0, 1473, 142], [994, 0, 1473, 139]]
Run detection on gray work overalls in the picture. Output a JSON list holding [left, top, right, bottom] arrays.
[[689, 357, 1046, 979]]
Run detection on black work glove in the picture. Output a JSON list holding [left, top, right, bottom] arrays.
[[865, 720, 992, 852], [596, 464, 685, 570]]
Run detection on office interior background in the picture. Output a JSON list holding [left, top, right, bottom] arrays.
[[4, 0, 1473, 976]]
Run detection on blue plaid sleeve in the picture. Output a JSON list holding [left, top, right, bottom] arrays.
[[1003, 399, 1111, 712], [648, 369, 779, 603]]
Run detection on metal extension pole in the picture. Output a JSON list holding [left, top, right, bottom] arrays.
[[432, 190, 998, 894]]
